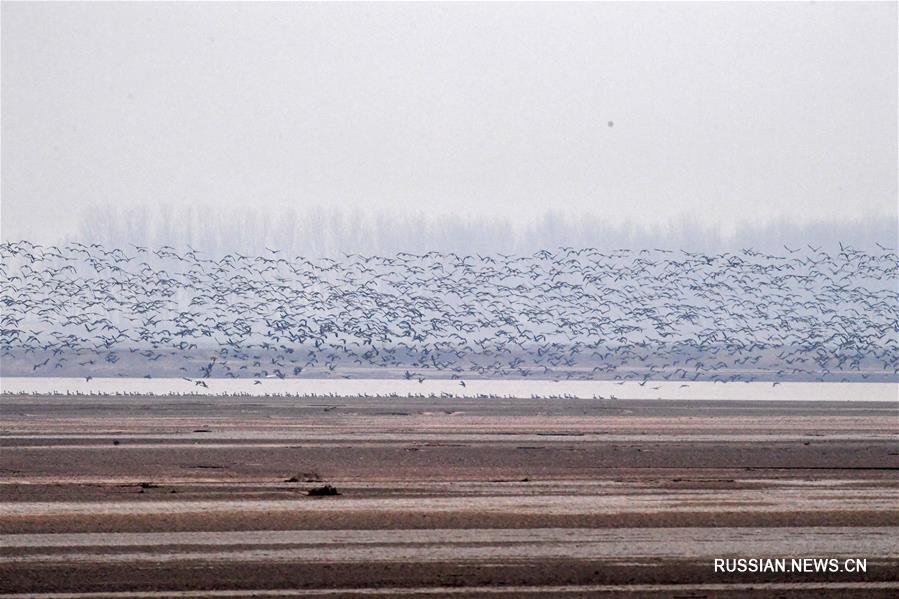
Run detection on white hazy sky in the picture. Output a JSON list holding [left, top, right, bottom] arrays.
[[2, 2, 897, 241]]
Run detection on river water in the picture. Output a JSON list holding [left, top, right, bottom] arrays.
[[1, 377, 895, 401]]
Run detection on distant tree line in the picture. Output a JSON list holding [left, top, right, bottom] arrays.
[[67, 203, 897, 257]]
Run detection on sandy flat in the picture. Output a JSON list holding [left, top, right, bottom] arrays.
[[1, 394, 897, 597]]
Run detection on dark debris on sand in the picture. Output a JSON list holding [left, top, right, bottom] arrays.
[[307, 484, 340, 497]]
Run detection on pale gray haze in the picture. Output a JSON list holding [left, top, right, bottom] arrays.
[[2, 1, 896, 251]]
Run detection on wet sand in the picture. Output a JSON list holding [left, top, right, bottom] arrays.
[[1, 395, 897, 597]]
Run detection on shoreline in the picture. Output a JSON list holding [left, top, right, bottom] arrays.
[[2, 378, 897, 401]]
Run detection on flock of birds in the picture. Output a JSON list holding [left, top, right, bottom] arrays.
[[2, 240, 897, 385]]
